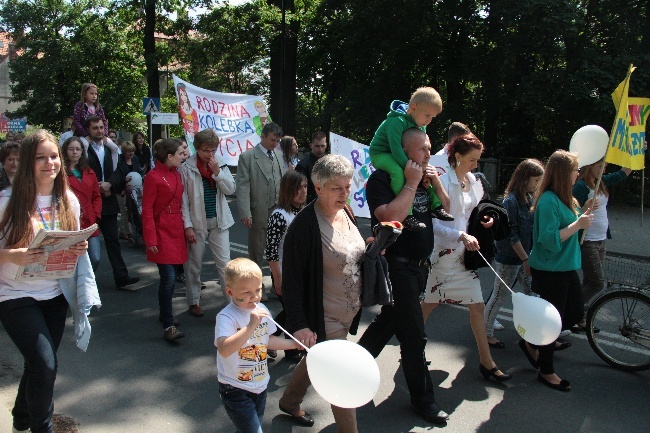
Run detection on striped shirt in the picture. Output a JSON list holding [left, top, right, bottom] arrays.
[[202, 177, 217, 219]]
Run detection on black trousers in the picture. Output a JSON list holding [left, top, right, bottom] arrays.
[[98, 213, 129, 284], [530, 267, 583, 375], [358, 257, 437, 407]]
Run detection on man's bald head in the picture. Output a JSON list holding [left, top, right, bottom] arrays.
[[402, 128, 426, 151], [402, 128, 431, 167]]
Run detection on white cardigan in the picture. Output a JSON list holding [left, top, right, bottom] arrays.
[[432, 169, 484, 250], [180, 153, 235, 232]]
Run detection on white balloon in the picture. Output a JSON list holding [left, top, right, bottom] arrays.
[[511, 292, 562, 346], [569, 125, 609, 167], [306, 340, 380, 408], [126, 171, 142, 188]]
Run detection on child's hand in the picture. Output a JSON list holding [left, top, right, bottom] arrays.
[[248, 307, 269, 328], [423, 165, 442, 188]]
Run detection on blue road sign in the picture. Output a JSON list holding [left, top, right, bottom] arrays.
[[142, 98, 161, 113]]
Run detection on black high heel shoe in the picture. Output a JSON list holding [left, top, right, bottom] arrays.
[[479, 364, 512, 382], [537, 373, 571, 392]]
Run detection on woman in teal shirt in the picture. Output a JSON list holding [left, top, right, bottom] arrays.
[[519, 150, 593, 392]]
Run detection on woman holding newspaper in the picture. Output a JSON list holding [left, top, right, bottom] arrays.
[[0, 130, 89, 433]]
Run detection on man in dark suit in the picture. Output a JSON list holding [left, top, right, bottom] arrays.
[[85, 116, 139, 289], [295, 131, 327, 204]]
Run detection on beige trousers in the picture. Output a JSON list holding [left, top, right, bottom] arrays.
[[185, 217, 230, 304]]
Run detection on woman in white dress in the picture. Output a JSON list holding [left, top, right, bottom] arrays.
[[421, 133, 511, 382]]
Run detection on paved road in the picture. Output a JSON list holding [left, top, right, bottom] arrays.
[[1, 201, 649, 433]]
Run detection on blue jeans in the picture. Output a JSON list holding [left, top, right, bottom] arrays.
[[219, 382, 266, 433], [0, 294, 68, 433], [87, 236, 101, 272], [157, 264, 177, 329]]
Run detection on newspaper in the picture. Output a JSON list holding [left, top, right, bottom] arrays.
[[15, 224, 98, 281]]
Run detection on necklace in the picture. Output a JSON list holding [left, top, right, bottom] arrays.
[[36, 194, 57, 230], [457, 171, 467, 189]]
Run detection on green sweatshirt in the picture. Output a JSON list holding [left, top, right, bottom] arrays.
[[529, 191, 581, 272], [369, 100, 425, 167]]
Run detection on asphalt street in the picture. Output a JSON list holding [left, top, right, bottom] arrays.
[[1, 200, 649, 433]]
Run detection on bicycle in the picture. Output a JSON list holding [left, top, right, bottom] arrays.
[[586, 253, 650, 371]]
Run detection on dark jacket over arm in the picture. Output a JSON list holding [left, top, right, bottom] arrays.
[[464, 199, 510, 270]]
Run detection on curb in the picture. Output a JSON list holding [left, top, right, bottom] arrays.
[[607, 250, 650, 262]]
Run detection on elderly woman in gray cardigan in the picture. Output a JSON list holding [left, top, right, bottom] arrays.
[[278, 154, 364, 432], [180, 129, 235, 318]]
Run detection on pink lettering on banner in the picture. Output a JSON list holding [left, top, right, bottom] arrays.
[[194, 96, 251, 118], [629, 105, 641, 126], [218, 138, 255, 157]]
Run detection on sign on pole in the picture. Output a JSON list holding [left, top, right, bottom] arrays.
[[150, 113, 179, 125], [142, 98, 161, 113]]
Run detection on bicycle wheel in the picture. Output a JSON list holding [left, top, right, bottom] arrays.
[[586, 289, 650, 371]]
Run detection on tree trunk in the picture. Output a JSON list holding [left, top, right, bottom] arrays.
[[268, 0, 297, 136], [144, 0, 161, 141], [483, 0, 504, 151]]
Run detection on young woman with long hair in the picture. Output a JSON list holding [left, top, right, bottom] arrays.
[[142, 138, 188, 342], [571, 158, 632, 331], [520, 150, 593, 392], [0, 130, 88, 433], [279, 136, 299, 170], [132, 131, 153, 175], [484, 159, 544, 348], [265, 170, 308, 360]]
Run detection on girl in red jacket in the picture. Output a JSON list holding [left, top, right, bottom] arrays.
[[142, 138, 188, 342], [62, 136, 102, 270]]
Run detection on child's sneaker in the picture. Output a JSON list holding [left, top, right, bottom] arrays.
[[403, 215, 426, 231], [431, 206, 454, 221]]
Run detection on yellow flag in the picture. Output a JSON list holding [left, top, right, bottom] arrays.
[[606, 65, 646, 170]]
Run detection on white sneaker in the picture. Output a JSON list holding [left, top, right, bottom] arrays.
[[493, 319, 505, 331], [559, 329, 572, 337]]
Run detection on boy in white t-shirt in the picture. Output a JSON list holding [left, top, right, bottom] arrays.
[[215, 258, 301, 433]]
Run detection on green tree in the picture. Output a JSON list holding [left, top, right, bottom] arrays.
[[174, 0, 276, 97], [0, 0, 145, 132]]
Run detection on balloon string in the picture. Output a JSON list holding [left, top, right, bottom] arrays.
[[477, 251, 515, 295], [254, 303, 310, 352]]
